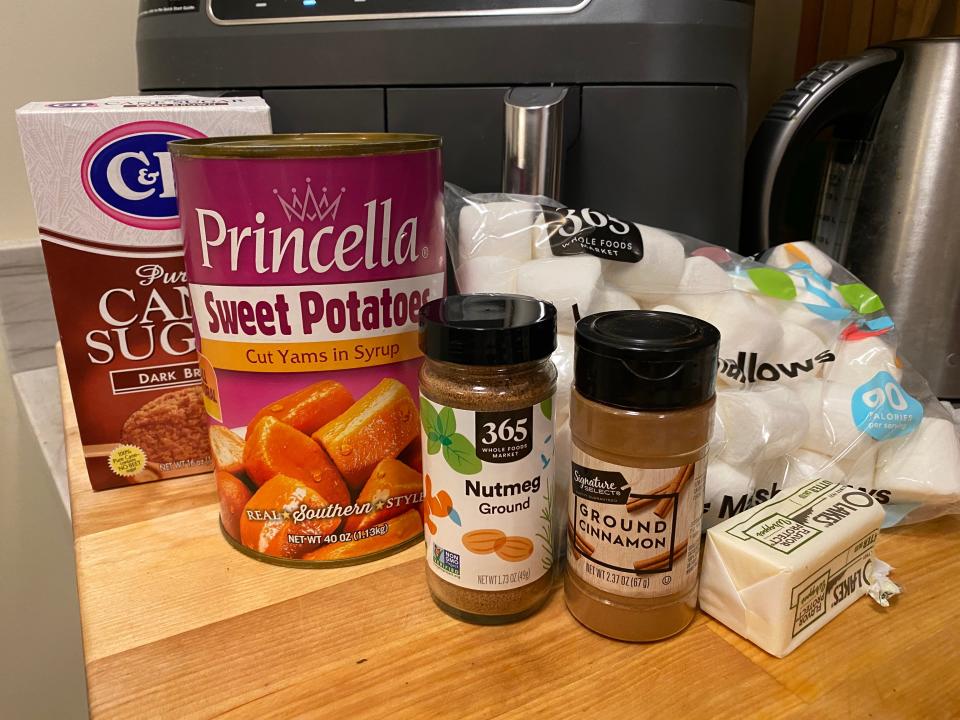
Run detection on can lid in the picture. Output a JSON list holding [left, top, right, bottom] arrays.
[[575, 311, 720, 410], [419, 294, 557, 366], [167, 133, 441, 159]]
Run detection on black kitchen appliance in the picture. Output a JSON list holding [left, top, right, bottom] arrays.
[[137, 0, 754, 250]]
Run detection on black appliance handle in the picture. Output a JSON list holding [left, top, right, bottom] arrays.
[[740, 47, 902, 255]]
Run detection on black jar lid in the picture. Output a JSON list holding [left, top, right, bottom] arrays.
[[419, 294, 557, 366], [575, 310, 720, 411]]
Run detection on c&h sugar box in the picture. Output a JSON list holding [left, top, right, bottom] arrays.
[[16, 96, 271, 490]]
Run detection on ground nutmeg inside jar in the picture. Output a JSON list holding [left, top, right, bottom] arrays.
[[418, 294, 558, 624]]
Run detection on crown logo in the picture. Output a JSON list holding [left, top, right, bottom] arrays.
[[273, 179, 344, 222]]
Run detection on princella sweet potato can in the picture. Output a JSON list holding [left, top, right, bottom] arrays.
[[169, 134, 444, 565]]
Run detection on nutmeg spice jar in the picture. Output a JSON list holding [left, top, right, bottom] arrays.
[[565, 311, 719, 642], [418, 294, 558, 624]]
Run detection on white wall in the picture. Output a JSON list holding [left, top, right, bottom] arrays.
[[0, 0, 137, 244]]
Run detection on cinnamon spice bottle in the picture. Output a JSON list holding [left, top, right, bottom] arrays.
[[565, 310, 719, 641]]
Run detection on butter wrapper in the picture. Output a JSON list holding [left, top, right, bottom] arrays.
[[699, 479, 884, 657]]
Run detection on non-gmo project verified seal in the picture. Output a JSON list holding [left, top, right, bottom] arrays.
[[432, 543, 461, 578]]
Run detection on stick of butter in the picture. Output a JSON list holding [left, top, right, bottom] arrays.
[[699, 478, 884, 657]]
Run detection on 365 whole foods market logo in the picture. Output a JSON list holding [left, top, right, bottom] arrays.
[[81, 120, 205, 230]]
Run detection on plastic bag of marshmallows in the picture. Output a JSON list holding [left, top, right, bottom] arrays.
[[445, 185, 960, 530]]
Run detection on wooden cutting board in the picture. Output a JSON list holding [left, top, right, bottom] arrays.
[[61, 360, 960, 719]]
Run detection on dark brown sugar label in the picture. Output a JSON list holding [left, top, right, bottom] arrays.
[[42, 232, 211, 489]]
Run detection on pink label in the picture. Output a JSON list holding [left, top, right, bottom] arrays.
[[173, 146, 442, 563], [179, 151, 443, 286], [174, 148, 445, 426]]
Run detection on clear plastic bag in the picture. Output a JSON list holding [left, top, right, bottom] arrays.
[[445, 184, 960, 529]]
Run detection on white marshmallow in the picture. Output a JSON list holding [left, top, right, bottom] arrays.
[[755, 449, 845, 495], [678, 256, 733, 293], [709, 408, 727, 460], [825, 336, 901, 386], [766, 241, 835, 278], [732, 266, 847, 308], [516, 256, 601, 334], [551, 333, 575, 428], [794, 283, 849, 309], [874, 417, 960, 505], [781, 301, 845, 344], [838, 445, 877, 491], [456, 255, 522, 294], [716, 385, 808, 466], [792, 448, 846, 483], [774, 323, 829, 383], [664, 292, 784, 387], [590, 287, 641, 314], [728, 268, 759, 294], [795, 380, 870, 455], [528, 211, 554, 259], [702, 461, 755, 530], [600, 224, 685, 298], [659, 293, 720, 321], [530, 211, 569, 260], [708, 293, 785, 365], [458, 200, 536, 263], [753, 294, 847, 345], [650, 303, 691, 316]]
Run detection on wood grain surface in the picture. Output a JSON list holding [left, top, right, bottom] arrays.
[[62, 364, 960, 719]]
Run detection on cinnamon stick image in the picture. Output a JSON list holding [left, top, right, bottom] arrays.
[[633, 539, 689, 572], [653, 463, 695, 519], [567, 519, 595, 557], [625, 476, 678, 513], [567, 521, 581, 560]]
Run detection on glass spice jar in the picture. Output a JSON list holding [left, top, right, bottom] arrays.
[[418, 294, 558, 624]]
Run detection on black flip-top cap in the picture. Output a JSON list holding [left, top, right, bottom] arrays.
[[575, 311, 720, 410], [419, 294, 557, 366]]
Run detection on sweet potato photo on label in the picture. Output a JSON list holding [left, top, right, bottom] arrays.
[[171, 132, 444, 566], [399, 436, 423, 473], [209, 424, 245, 474], [315, 378, 420, 492], [343, 458, 423, 533], [249, 381, 354, 435], [244, 416, 350, 507], [240, 474, 342, 558], [216, 470, 253, 540], [301, 509, 422, 561]]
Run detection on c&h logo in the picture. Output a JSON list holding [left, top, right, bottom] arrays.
[[47, 102, 98, 109], [80, 120, 205, 230]]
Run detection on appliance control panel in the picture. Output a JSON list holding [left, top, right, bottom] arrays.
[[207, 0, 590, 24]]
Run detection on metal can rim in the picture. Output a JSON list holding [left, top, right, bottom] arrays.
[[168, 132, 442, 159]]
